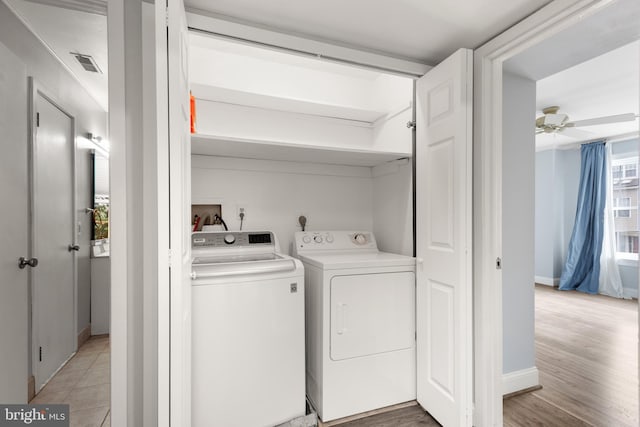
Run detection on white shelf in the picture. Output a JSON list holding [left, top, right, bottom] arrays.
[[191, 134, 411, 167], [191, 84, 387, 124]]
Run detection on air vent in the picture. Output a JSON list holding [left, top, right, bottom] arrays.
[[71, 52, 102, 73]]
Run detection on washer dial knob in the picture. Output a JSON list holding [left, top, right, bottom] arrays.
[[224, 234, 236, 244], [354, 233, 367, 245], [302, 235, 311, 244], [314, 235, 323, 243], [325, 234, 334, 243]]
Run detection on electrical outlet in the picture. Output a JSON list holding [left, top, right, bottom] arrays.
[[237, 205, 246, 219]]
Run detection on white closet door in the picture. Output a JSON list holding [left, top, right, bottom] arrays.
[[166, 0, 192, 425], [415, 48, 473, 427]]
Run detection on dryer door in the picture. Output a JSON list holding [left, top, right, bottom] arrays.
[[330, 272, 415, 360]]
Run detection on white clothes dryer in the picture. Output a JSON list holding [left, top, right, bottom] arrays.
[[292, 231, 416, 422]]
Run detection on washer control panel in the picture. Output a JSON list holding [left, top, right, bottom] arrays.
[[192, 231, 274, 249], [294, 231, 377, 254]]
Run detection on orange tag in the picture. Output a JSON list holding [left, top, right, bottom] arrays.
[[190, 92, 196, 134]]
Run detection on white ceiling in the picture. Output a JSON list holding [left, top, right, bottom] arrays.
[[184, 0, 552, 64], [534, 40, 639, 151], [6, 0, 109, 111]]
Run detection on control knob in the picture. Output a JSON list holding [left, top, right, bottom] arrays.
[[354, 233, 367, 245], [224, 234, 236, 244], [302, 235, 311, 244], [325, 234, 334, 243], [314, 235, 323, 243]]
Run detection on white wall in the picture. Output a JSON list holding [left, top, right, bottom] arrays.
[[192, 156, 375, 254], [372, 159, 413, 256], [502, 72, 536, 376], [0, 1, 107, 374]]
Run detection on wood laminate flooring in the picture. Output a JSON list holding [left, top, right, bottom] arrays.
[[505, 284, 638, 427], [332, 284, 638, 426]]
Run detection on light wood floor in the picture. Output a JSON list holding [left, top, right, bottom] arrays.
[[504, 284, 638, 427], [30, 335, 110, 427], [335, 284, 638, 426]]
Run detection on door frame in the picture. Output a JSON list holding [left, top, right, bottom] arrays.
[[28, 77, 78, 389], [473, 0, 617, 425]]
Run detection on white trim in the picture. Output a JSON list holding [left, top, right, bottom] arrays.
[[185, 10, 432, 78], [502, 367, 540, 396], [534, 276, 559, 287], [107, 1, 129, 425], [474, 1, 613, 426], [151, 2, 170, 426], [535, 132, 640, 152], [617, 256, 639, 267]]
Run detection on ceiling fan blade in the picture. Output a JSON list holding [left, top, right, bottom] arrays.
[[560, 127, 595, 139], [567, 113, 638, 127]]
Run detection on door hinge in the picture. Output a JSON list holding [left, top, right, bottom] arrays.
[[165, 6, 169, 26], [39, 346, 42, 362], [168, 249, 172, 267], [406, 120, 416, 130], [496, 257, 502, 270], [36, 112, 40, 127]]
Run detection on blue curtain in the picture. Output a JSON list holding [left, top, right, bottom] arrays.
[[559, 141, 607, 294]]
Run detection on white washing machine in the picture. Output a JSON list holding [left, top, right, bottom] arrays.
[[191, 231, 306, 427], [292, 231, 416, 422]]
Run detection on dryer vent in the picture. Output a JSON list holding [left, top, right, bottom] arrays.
[[71, 52, 102, 73]]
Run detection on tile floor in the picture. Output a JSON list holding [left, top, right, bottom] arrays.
[[30, 335, 110, 427]]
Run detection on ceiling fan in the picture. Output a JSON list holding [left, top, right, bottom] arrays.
[[535, 106, 638, 138]]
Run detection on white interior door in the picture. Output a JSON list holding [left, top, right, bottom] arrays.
[[0, 42, 29, 404], [167, 0, 192, 425], [32, 90, 76, 391], [415, 48, 473, 427]]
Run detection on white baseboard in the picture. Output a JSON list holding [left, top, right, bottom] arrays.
[[623, 287, 638, 299], [503, 367, 539, 395], [535, 276, 558, 286]]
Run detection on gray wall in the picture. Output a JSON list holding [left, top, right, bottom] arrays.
[[0, 2, 107, 373], [502, 72, 536, 374], [535, 149, 581, 282], [534, 149, 556, 279], [535, 138, 639, 295]]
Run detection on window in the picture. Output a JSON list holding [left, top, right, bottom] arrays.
[[611, 156, 639, 259], [613, 197, 631, 218]]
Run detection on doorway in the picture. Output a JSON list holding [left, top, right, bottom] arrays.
[[0, 0, 111, 421], [501, 37, 638, 425], [31, 86, 77, 392], [474, 0, 640, 424]]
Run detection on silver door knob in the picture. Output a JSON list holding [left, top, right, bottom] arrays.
[[68, 244, 80, 252], [19, 257, 38, 269]]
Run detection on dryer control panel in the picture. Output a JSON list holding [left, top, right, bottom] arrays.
[[293, 231, 377, 255]]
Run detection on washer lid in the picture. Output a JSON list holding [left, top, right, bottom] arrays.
[[298, 250, 415, 270]]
